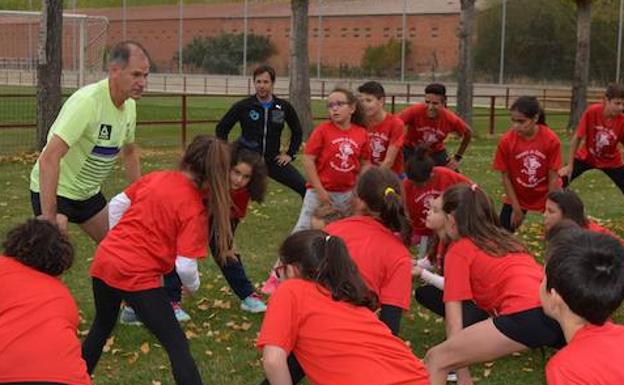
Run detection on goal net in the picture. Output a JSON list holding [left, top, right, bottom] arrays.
[[0, 10, 108, 86]]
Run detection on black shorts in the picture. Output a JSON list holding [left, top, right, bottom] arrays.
[[492, 307, 566, 349], [30, 190, 107, 224]]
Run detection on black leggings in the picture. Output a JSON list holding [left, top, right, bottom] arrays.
[[82, 278, 203, 385], [565, 158, 624, 194], [499, 203, 528, 233], [414, 285, 489, 328], [266, 159, 306, 199]]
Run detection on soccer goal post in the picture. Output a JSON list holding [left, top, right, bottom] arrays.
[[0, 9, 108, 87]]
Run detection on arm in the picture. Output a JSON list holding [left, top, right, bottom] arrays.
[[215, 102, 242, 141], [284, 102, 303, 159], [108, 192, 131, 229], [263, 345, 293, 385], [380, 145, 400, 169], [38, 135, 69, 223], [559, 135, 582, 179], [548, 169, 559, 193], [501, 172, 524, 228], [379, 304, 403, 336], [447, 126, 472, 170], [121, 143, 141, 183], [302, 154, 329, 203], [175, 256, 200, 293]]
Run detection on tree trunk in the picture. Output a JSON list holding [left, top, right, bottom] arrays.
[[568, 0, 592, 131], [456, 0, 475, 127], [289, 0, 313, 137], [36, 0, 63, 150]]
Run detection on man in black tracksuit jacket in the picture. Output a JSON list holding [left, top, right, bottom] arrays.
[[216, 65, 306, 199]]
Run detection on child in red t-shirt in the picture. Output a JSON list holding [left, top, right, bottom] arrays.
[[493, 96, 562, 232], [424, 184, 565, 385], [161, 144, 269, 317], [544, 189, 623, 243], [403, 146, 471, 256], [0, 220, 91, 385], [291, 88, 371, 233], [542, 230, 624, 385], [560, 84, 624, 194], [325, 166, 413, 336], [357, 81, 405, 176], [399, 83, 472, 170], [258, 230, 429, 385], [83, 135, 233, 385]]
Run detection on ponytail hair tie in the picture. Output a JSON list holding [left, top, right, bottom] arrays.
[[384, 187, 396, 197], [470, 183, 478, 192], [325, 235, 331, 242]]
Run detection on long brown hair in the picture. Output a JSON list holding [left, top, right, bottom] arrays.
[[280, 230, 379, 310], [356, 166, 412, 245], [181, 135, 233, 261], [442, 184, 525, 256], [231, 142, 268, 203]]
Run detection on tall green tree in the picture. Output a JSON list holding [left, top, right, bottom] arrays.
[[289, 0, 313, 137]]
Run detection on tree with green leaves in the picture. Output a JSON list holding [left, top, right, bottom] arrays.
[[361, 39, 409, 78]]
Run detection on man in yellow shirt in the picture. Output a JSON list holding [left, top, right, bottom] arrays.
[[30, 41, 149, 242]]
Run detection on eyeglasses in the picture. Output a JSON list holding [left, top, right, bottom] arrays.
[[273, 264, 287, 279], [326, 101, 349, 109]]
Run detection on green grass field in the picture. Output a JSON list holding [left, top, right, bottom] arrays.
[[1, 90, 623, 385]]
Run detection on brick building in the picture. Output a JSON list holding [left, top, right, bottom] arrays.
[[79, 0, 460, 75]]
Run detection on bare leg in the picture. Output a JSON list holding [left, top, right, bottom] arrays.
[[80, 205, 109, 243], [425, 319, 528, 385]]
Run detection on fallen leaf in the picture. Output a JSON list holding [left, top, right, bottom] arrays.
[[127, 352, 140, 364], [140, 342, 150, 354]]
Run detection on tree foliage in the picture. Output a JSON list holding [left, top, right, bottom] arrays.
[[475, 0, 619, 84], [361, 39, 409, 77], [180, 33, 275, 74]]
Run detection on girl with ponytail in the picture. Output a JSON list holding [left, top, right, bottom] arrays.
[[493, 95, 562, 232], [258, 230, 429, 385], [424, 184, 565, 385], [83, 135, 232, 385], [324, 166, 412, 336]]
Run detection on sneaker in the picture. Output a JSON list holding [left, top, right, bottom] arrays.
[[119, 306, 142, 326], [172, 302, 191, 322], [240, 293, 267, 313], [260, 273, 280, 295], [447, 371, 458, 382]]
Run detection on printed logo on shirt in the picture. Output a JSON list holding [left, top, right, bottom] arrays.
[[591, 126, 617, 158], [271, 110, 285, 124], [249, 110, 260, 121], [516, 150, 546, 188], [98, 124, 112, 140], [415, 189, 441, 224], [416, 126, 444, 146], [330, 137, 358, 172], [369, 134, 388, 161]]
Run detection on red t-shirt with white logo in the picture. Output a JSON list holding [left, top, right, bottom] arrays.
[[399, 103, 469, 152], [91, 171, 208, 291], [443, 238, 543, 316], [493, 124, 562, 211], [230, 187, 250, 219], [546, 322, 624, 385], [368, 113, 405, 174], [304, 121, 371, 192], [325, 215, 412, 310], [403, 167, 471, 236], [575, 103, 624, 169], [0, 257, 91, 385], [257, 279, 430, 385]]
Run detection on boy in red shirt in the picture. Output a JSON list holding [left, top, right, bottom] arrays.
[[560, 84, 624, 193], [357, 81, 405, 176], [399, 83, 472, 170], [542, 229, 624, 385], [494, 96, 562, 231]]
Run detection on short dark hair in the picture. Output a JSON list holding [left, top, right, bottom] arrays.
[[2, 219, 74, 276], [546, 230, 624, 325], [547, 189, 588, 228], [109, 40, 150, 68], [425, 83, 447, 98], [230, 142, 268, 203], [605, 83, 624, 100], [253, 64, 276, 83], [405, 146, 434, 183], [358, 81, 385, 99], [510, 95, 546, 125]]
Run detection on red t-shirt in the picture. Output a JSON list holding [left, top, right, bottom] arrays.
[[304, 121, 371, 192], [0, 257, 91, 385], [443, 238, 543, 316], [231, 187, 250, 219], [493, 125, 562, 211], [403, 167, 471, 236], [257, 279, 429, 385], [399, 103, 469, 152], [575, 103, 624, 169], [368, 113, 405, 174], [91, 171, 208, 291], [546, 322, 624, 385], [586, 220, 624, 244], [325, 215, 412, 310]]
